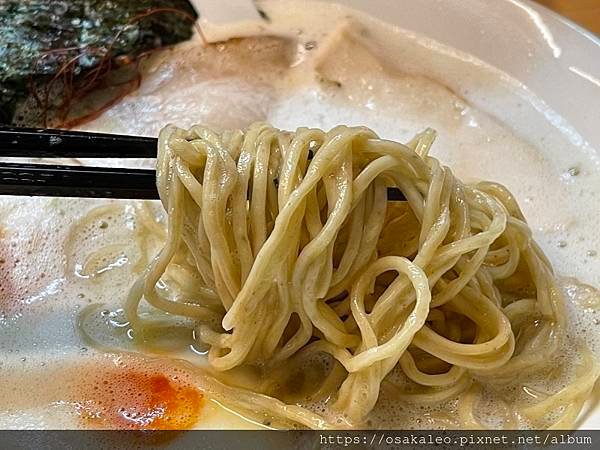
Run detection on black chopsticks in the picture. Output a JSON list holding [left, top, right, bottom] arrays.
[[0, 126, 156, 158], [0, 126, 158, 199], [0, 127, 406, 201], [0, 162, 158, 199]]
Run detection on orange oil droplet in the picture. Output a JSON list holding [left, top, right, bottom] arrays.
[[78, 369, 204, 430]]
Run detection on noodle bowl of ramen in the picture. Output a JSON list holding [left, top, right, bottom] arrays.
[[1, 0, 600, 433]]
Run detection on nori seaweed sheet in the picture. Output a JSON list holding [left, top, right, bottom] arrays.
[[0, 0, 197, 125]]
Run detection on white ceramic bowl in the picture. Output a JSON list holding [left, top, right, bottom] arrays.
[[198, 0, 600, 150], [313, 0, 600, 151]]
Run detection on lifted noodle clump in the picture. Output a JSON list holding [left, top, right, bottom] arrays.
[[125, 123, 598, 429]]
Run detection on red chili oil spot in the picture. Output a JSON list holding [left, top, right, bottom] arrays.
[[77, 368, 203, 430]]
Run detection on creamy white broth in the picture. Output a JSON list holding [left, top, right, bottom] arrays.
[[1, 0, 599, 429]]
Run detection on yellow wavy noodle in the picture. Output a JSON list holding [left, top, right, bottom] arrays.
[[66, 204, 140, 280], [520, 348, 600, 429], [79, 123, 598, 429]]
